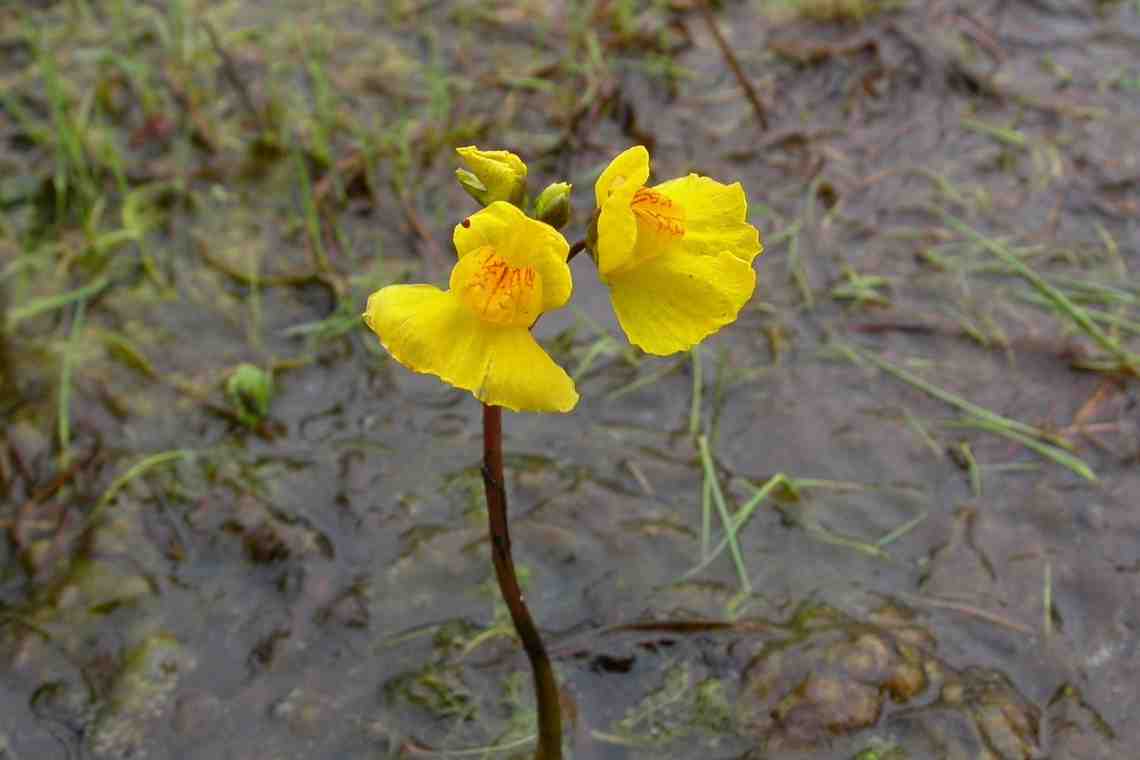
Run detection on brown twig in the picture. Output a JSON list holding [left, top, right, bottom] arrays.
[[1071, 379, 1121, 428], [202, 19, 266, 132], [482, 404, 562, 760], [697, 1, 768, 130]]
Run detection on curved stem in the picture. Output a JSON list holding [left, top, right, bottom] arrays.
[[482, 404, 563, 759]]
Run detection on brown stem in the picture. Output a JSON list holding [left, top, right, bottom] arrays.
[[567, 239, 588, 262], [482, 404, 563, 759], [698, 1, 769, 130]]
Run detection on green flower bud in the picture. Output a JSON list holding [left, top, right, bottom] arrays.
[[533, 181, 572, 230], [455, 146, 527, 206], [226, 363, 274, 427]]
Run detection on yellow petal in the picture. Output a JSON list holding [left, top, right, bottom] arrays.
[[594, 147, 651, 278], [476, 328, 579, 412], [606, 249, 757, 355], [596, 186, 640, 278], [363, 284, 577, 412], [594, 145, 650, 209], [453, 200, 520, 257], [652, 174, 763, 264], [363, 284, 466, 380], [452, 201, 572, 312]]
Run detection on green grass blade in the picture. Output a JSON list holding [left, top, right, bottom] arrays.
[[956, 442, 982, 498], [9, 275, 110, 327], [606, 357, 685, 401], [876, 511, 928, 547], [58, 300, 86, 468], [688, 347, 703, 437], [1019, 292, 1140, 335], [794, 513, 891, 559], [571, 336, 615, 380], [696, 435, 751, 592], [687, 472, 788, 580], [700, 469, 712, 560], [947, 418, 1097, 482], [91, 450, 196, 522]]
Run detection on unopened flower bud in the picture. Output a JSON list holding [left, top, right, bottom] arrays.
[[533, 181, 572, 230], [455, 146, 527, 206]]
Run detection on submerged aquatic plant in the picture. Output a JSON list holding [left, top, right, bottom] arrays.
[[362, 144, 762, 759], [225, 363, 275, 427]]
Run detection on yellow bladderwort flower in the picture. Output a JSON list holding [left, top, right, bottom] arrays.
[[363, 202, 578, 413], [593, 145, 763, 355], [455, 146, 528, 206]]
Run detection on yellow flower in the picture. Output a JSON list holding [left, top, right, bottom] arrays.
[[363, 202, 578, 413], [455, 146, 528, 206], [594, 145, 763, 355]]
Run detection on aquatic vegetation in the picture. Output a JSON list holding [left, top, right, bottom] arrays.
[[3, 1, 1136, 757], [225, 363, 275, 427], [361, 145, 763, 757]]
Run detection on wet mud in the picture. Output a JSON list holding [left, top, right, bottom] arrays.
[[2, 0, 1139, 757]]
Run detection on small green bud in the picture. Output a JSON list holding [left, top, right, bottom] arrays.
[[455, 146, 527, 206], [533, 181, 572, 230], [226, 363, 274, 427]]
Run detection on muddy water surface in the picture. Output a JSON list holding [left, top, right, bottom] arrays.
[[1, 1, 1138, 758]]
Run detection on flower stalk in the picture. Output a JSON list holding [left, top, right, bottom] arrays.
[[364, 143, 763, 757], [481, 403, 563, 759]]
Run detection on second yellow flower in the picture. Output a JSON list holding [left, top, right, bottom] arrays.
[[593, 145, 763, 355]]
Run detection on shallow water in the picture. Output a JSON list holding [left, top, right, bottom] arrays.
[[1, 1, 1138, 758]]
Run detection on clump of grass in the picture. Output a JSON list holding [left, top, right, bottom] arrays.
[[831, 267, 893, 308], [687, 453, 928, 594], [763, 0, 907, 23], [944, 214, 1140, 376], [844, 343, 1098, 481]]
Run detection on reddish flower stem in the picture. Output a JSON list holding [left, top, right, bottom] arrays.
[[567, 239, 587, 262], [482, 404, 563, 759]]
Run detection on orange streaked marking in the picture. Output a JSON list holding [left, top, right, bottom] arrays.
[[461, 250, 541, 326], [631, 188, 685, 238]]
